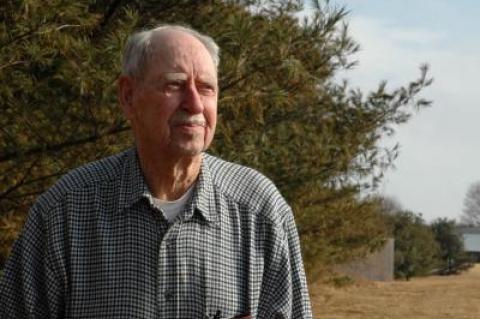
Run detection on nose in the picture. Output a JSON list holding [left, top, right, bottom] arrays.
[[182, 81, 204, 114]]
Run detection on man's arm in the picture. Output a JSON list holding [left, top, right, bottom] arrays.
[[256, 209, 313, 319], [0, 204, 65, 318]]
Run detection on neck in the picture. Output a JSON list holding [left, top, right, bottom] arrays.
[[136, 145, 202, 201]]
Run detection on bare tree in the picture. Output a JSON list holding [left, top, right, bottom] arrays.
[[379, 195, 403, 215], [461, 181, 480, 226]]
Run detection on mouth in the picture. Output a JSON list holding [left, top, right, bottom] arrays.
[[172, 121, 207, 134], [174, 122, 206, 128], [172, 119, 206, 127]]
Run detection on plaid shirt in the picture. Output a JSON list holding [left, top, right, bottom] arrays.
[[0, 148, 312, 319]]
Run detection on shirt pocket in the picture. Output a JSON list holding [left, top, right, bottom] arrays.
[[204, 260, 251, 318]]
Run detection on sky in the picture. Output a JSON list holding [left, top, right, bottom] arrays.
[[305, 0, 480, 222]]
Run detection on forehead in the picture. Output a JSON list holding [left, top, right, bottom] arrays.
[[147, 31, 217, 78]]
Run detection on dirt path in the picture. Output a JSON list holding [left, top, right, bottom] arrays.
[[310, 264, 480, 319]]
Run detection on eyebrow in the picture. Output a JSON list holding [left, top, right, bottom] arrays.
[[163, 73, 188, 81], [162, 72, 217, 86]]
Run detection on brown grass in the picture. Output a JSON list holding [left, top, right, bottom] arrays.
[[310, 264, 480, 319]]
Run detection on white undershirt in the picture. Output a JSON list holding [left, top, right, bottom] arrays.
[[151, 185, 195, 223]]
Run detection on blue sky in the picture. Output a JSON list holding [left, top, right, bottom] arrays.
[[305, 0, 480, 222]]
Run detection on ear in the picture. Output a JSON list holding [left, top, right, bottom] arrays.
[[118, 75, 135, 119]]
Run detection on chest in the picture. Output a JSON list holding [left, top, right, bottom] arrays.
[[64, 202, 264, 318]]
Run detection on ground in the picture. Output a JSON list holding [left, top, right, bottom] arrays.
[[310, 264, 480, 318]]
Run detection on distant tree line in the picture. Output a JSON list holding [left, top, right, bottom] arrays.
[[379, 197, 473, 280]]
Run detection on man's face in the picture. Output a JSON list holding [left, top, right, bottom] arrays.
[[120, 31, 218, 158]]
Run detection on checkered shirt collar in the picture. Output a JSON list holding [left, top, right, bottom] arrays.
[[118, 147, 218, 225]]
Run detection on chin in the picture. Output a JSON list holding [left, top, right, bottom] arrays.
[[171, 144, 205, 157]]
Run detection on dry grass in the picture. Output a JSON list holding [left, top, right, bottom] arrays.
[[310, 264, 480, 319]]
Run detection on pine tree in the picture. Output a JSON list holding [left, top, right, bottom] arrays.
[[0, 0, 431, 279]]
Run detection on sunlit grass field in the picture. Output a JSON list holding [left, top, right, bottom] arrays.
[[310, 264, 480, 319]]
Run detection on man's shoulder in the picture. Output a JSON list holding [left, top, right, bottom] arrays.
[[203, 153, 290, 214], [203, 153, 271, 189], [36, 149, 131, 209]]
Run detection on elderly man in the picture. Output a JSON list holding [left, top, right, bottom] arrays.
[[0, 25, 312, 318]]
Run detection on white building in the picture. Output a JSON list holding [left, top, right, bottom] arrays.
[[457, 227, 480, 261]]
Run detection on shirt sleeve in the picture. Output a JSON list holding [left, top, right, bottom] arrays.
[[0, 203, 66, 318], [256, 209, 313, 319]]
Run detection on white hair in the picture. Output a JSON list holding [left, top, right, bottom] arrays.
[[122, 24, 220, 78]]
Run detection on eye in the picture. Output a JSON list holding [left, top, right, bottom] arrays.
[[164, 80, 185, 91], [197, 83, 216, 96]]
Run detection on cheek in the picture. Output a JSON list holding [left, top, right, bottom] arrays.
[[205, 109, 217, 146], [205, 101, 218, 129], [138, 95, 175, 126]]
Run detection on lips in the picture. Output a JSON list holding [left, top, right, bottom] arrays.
[[172, 119, 206, 135], [174, 120, 206, 127], [173, 122, 205, 131], [171, 115, 206, 127]]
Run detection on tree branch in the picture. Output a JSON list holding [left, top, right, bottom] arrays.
[[0, 124, 130, 163], [0, 157, 40, 199], [89, 0, 124, 40]]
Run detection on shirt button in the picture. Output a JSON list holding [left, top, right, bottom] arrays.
[[164, 290, 173, 301]]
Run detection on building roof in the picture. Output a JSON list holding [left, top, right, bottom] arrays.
[[456, 226, 480, 235]]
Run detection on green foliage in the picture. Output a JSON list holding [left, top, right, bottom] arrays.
[[296, 187, 388, 279], [430, 218, 473, 275], [1, 0, 139, 262], [384, 211, 440, 280], [0, 0, 431, 280]]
